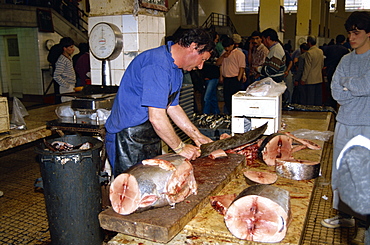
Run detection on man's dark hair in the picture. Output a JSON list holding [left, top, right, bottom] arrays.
[[222, 37, 234, 48], [345, 11, 370, 33], [78, 42, 89, 53], [251, 31, 262, 37], [307, 36, 317, 45], [335, 34, 346, 44], [300, 42, 309, 51], [59, 37, 74, 48], [261, 28, 279, 41], [175, 28, 215, 54]]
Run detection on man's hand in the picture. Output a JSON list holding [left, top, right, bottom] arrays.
[[192, 135, 213, 147], [178, 144, 201, 160]]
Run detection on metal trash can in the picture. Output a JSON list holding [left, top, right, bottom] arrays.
[[35, 135, 104, 245]]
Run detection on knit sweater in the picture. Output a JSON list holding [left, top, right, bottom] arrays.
[[258, 42, 286, 83], [331, 49, 370, 126]]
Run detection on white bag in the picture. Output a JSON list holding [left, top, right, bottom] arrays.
[[246, 77, 287, 97]]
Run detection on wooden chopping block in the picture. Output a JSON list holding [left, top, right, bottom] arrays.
[[99, 154, 245, 243]]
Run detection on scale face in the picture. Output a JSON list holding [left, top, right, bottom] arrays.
[[89, 22, 123, 60]]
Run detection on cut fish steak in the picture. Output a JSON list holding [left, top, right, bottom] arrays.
[[209, 194, 237, 216], [243, 170, 278, 185], [275, 159, 321, 180], [258, 133, 293, 166], [224, 185, 291, 243], [110, 154, 197, 215]]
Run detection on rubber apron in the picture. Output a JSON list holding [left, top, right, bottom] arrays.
[[114, 91, 179, 177]]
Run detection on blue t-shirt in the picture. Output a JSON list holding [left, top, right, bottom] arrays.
[[105, 41, 183, 134]]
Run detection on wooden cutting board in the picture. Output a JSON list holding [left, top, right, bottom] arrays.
[[98, 154, 245, 243]]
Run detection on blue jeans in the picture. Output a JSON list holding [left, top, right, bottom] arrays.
[[203, 78, 220, 114]]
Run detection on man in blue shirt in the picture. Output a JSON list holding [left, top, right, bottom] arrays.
[[105, 28, 215, 176]]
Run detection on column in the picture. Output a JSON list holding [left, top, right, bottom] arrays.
[[296, 0, 311, 49], [88, 0, 166, 85], [259, 0, 284, 41]]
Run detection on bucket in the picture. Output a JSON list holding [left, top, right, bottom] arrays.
[[35, 135, 104, 245]]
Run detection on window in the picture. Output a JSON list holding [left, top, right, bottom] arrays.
[[235, 0, 259, 13], [345, 0, 370, 11], [236, 0, 337, 13]]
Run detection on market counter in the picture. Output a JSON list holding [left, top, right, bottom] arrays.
[[0, 104, 59, 152], [108, 111, 333, 244]]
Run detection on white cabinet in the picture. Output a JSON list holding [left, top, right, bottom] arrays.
[[231, 91, 281, 135]]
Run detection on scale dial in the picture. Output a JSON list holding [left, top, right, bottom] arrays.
[[89, 22, 123, 60]]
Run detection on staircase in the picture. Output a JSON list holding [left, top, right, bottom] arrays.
[[0, 1, 88, 44], [201, 12, 238, 37]]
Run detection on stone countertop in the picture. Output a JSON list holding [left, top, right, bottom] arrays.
[[0, 104, 60, 152], [108, 111, 333, 245]]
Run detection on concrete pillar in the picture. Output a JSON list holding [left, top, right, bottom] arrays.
[[296, 0, 329, 48], [259, 0, 284, 41], [87, 0, 166, 85]]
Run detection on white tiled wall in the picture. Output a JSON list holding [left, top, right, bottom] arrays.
[[89, 14, 165, 86]]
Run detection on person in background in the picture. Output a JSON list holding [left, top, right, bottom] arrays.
[[283, 39, 292, 54], [215, 34, 228, 58], [216, 36, 246, 115], [283, 48, 293, 104], [321, 11, 370, 245], [105, 28, 215, 177], [248, 31, 269, 85], [232, 33, 243, 51], [47, 38, 64, 104], [300, 36, 324, 106], [321, 34, 349, 109], [292, 43, 309, 104], [53, 37, 76, 102], [74, 43, 90, 87], [256, 28, 286, 83], [202, 32, 221, 115]]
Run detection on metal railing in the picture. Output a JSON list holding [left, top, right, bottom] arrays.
[[201, 12, 238, 34], [3, 0, 88, 34]]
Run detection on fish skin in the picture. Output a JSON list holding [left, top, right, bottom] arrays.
[[200, 123, 267, 157]]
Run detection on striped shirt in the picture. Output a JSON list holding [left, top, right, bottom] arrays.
[[53, 54, 76, 89]]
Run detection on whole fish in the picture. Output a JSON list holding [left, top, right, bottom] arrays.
[[110, 154, 197, 215]]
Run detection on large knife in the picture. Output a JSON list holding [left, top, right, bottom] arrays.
[[200, 123, 268, 157]]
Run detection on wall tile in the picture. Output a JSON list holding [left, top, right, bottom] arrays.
[[90, 69, 102, 85], [123, 52, 138, 70], [138, 15, 148, 33], [122, 15, 138, 33], [147, 16, 157, 33], [110, 52, 124, 70], [138, 33, 149, 52], [123, 33, 138, 52], [158, 17, 165, 34], [112, 69, 124, 86]]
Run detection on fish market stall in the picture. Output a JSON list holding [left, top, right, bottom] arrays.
[[104, 110, 333, 244]]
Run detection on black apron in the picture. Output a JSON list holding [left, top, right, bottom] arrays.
[[114, 90, 179, 177]]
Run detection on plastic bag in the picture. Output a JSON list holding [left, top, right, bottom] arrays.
[[89, 109, 111, 122], [246, 77, 287, 97], [10, 97, 29, 128], [290, 129, 334, 141], [55, 105, 88, 118]]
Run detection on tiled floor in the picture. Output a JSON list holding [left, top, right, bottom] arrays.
[[0, 114, 357, 245]]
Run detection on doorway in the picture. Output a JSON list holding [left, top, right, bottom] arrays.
[[4, 35, 22, 98]]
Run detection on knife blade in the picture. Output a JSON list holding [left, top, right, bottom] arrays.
[[200, 123, 268, 157]]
